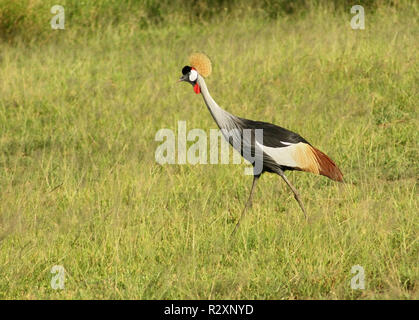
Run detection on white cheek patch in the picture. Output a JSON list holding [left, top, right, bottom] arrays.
[[189, 69, 198, 82]]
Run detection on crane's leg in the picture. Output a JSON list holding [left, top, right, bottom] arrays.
[[277, 169, 307, 218], [231, 175, 260, 236]]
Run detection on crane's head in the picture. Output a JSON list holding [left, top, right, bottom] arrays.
[[179, 52, 212, 95], [179, 66, 201, 94]]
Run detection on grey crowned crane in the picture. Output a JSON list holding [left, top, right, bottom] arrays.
[[179, 53, 343, 234]]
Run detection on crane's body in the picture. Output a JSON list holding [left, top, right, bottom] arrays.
[[197, 74, 343, 180], [180, 59, 343, 234]]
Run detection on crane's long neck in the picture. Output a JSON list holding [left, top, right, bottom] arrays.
[[197, 75, 238, 131]]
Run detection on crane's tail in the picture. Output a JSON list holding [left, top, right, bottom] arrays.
[[292, 143, 343, 182], [309, 146, 343, 182]]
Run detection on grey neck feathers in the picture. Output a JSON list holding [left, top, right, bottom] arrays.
[[197, 75, 237, 131]]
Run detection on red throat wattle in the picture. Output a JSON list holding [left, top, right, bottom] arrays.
[[193, 83, 200, 94]]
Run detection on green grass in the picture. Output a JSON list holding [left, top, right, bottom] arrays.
[[0, 3, 418, 299]]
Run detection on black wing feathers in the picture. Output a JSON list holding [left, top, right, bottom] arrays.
[[238, 117, 309, 147]]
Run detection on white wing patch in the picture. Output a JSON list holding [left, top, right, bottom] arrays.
[[256, 141, 320, 173], [280, 141, 293, 146], [256, 141, 298, 167]]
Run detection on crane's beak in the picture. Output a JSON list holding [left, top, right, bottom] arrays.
[[178, 74, 200, 94], [178, 74, 188, 82]]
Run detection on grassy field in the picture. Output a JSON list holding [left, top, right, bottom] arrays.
[[0, 1, 417, 299]]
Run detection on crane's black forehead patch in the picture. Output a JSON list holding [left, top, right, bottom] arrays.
[[182, 66, 192, 75]]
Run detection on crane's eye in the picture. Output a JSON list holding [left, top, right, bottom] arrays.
[[189, 69, 198, 82]]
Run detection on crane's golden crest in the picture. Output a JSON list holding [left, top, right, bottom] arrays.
[[189, 52, 212, 78]]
